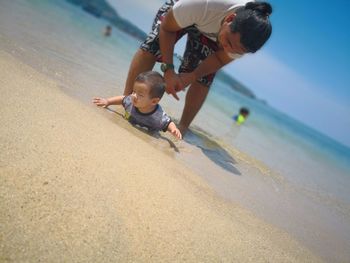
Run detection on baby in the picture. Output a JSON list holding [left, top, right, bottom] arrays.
[[93, 71, 182, 139]]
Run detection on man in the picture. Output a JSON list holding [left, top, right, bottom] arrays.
[[123, 0, 272, 134]]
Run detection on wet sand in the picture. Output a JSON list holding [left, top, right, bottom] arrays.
[[0, 50, 321, 262]]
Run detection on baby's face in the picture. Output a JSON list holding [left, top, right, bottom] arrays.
[[131, 82, 154, 109]]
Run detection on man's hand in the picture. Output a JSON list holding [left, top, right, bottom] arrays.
[[164, 70, 183, 100]]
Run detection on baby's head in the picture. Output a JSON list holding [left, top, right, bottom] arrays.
[[239, 107, 250, 118], [131, 71, 166, 109]]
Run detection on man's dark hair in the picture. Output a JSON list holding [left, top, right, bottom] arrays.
[[231, 2, 272, 53], [135, 71, 166, 99]]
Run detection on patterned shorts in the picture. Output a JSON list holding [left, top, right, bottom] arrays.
[[140, 0, 219, 87]]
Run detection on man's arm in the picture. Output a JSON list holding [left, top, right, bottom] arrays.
[[159, 9, 183, 100], [179, 50, 234, 88], [195, 50, 233, 79]]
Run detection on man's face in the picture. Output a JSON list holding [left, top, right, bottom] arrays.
[[218, 15, 247, 58]]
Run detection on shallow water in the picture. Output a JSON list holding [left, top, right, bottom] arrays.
[[1, 1, 350, 261]]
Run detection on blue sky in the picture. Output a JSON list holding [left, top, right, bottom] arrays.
[[108, 0, 350, 147]]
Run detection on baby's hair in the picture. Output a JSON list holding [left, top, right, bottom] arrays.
[[231, 1, 272, 53], [135, 71, 166, 99], [240, 107, 250, 115]]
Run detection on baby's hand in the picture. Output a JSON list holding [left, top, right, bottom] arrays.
[[170, 127, 182, 140], [93, 97, 109, 108], [167, 122, 182, 140]]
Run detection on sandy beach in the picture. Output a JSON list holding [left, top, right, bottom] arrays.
[[0, 50, 322, 262]]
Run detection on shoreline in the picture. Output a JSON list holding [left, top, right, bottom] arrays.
[[0, 50, 321, 261]]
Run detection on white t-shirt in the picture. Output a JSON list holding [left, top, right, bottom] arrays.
[[172, 0, 252, 41]]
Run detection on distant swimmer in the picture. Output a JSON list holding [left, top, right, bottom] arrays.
[[233, 107, 249, 125], [103, 25, 112, 37]]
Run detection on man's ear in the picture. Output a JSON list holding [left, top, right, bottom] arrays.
[[225, 13, 236, 23], [151, 98, 160, 105]]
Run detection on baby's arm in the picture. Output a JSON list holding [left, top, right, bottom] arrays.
[[167, 122, 182, 139], [93, 95, 125, 108]]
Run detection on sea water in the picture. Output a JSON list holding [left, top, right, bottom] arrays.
[[1, 1, 350, 261]]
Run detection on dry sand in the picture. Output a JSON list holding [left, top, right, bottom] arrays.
[[0, 50, 321, 262]]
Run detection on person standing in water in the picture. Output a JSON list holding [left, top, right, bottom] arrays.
[[121, 0, 272, 135], [103, 25, 112, 37], [233, 107, 250, 125]]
